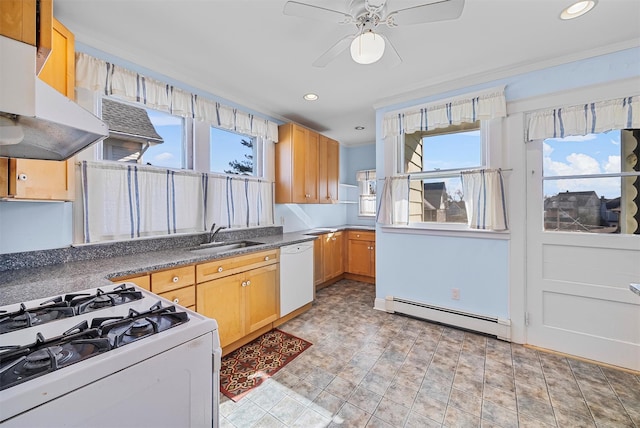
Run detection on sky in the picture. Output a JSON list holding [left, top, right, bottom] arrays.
[[543, 131, 621, 199]]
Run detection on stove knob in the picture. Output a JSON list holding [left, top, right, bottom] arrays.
[[172, 276, 179, 283], [218, 267, 223, 273]]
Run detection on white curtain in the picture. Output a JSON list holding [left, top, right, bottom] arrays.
[[80, 161, 203, 242], [382, 87, 507, 138], [526, 95, 640, 141], [75, 53, 279, 141], [461, 169, 508, 231], [376, 176, 410, 225], [81, 162, 274, 243], [203, 175, 274, 230]]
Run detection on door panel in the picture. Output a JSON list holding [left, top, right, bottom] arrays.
[[526, 140, 640, 371]]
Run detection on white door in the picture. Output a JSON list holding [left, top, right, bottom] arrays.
[[525, 137, 640, 371]]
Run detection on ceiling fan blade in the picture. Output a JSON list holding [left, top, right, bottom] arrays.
[[283, 1, 351, 24], [312, 34, 356, 67], [380, 33, 402, 68], [388, 0, 465, 26]]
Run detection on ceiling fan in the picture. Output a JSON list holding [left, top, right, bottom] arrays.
[[283, 0, 465, 67]]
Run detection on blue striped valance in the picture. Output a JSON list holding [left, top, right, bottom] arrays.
[[75, 53, 279, 142], [382, 87, 507, 138], [526, 95, 639, 141]]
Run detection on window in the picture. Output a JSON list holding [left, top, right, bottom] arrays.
[[357, 170, 376, 216], [401, 122, 483, 225], [542, 129, 640, 234], [210, 126, 256, 175], [101, 98, 185, 169]]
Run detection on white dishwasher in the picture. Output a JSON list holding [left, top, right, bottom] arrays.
[[280, 242, 314, 317]]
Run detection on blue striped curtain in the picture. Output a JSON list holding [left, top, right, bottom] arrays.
[[460, 169, 508, 231]]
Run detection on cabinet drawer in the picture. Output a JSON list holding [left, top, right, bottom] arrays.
[[111, 274, 151, 291], [197, 249, 278, 283], [159, 285, 195, 308], [348, 230, 375, 241], [151, 265, 195, 294]]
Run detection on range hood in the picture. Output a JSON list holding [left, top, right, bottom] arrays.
[[0, 36, 108, 161]]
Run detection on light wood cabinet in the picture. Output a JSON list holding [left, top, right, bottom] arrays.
[[112, 274, 151, 291], [313, 231, 344, 288], [319, 135, 339, 204], [1, 16, 75, 201], [347, 231, 376, 279], [275, 123, 340, 204], [197, 254, 278, 348], [275, 123, 319, 203], [0, 0, 51, 62]]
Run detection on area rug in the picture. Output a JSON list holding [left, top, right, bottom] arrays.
[[220, 329, 312, 401]]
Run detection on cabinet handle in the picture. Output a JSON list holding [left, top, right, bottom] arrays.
[[218, 267, 223, 273], [241, 281, 247, 287], [264, 256, 269, 261], [332, 237, 336, 241], [17, 173, 28, 181], [246, 280, 251, 286], [356, 234, 360, 238], [173, 298, 180, 304], [172, 276, 179, 283]]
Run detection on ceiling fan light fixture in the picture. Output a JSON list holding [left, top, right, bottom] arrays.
[[560, 0, 597, 19], [350, 30, 385, 64]]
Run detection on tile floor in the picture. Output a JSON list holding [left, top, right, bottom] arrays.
[[219, 279, 640, 428]]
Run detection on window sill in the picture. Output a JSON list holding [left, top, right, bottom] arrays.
[[379, 223, 510, 240]]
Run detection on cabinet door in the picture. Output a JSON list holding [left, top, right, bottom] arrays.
[[197, 274, 245, 348], [304, 130, 319, 203], [313, 236, 324, 286], [39, 18, 74, 96], [0, 0, 36, 44], [323, 231, 344, 280], [245, 264, 279, 333], [318, 136, 339, 204], [348, 239, 372, 276], [291, 124, 308, 203]]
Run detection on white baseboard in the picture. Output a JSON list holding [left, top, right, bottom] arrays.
[[375, 297, 511, 341]]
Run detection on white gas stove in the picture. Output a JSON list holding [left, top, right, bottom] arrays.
[[0, 282, 221, 427]]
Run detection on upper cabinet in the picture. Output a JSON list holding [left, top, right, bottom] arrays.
[[0, 0, 52, 73], [319, 135, 339, 204], [0, 9, 76, 201], [275, 123, 339, 204]]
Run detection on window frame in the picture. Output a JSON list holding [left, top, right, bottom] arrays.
[[396, 120, 494, 230], [357, 169, 377, 217], [208, 125, 259, 177], [98, 96, 191, 170]]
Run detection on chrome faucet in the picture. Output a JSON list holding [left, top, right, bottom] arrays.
[[208, 223, 227, 243]]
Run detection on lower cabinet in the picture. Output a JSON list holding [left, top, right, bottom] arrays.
[[197, 263, 278, 348], [347, 231, 375, 280], [313, 231, 344, 289]]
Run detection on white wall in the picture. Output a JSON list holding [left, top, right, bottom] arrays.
[[374, 46, 640, 343]]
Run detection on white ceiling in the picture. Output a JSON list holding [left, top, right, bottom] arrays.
[[54, 0, 640, 146]]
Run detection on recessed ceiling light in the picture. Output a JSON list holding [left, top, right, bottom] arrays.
[[303, 93, 319, 101], [355, 126, 365, 130], [560, 0, 597, 20]]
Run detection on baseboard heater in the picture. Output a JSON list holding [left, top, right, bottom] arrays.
[[381, 296, 511, 341]]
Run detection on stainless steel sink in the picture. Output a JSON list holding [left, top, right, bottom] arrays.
[[189, 240, 262, 255]]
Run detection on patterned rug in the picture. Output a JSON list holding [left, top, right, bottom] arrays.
[[220, 329, 312, 401]]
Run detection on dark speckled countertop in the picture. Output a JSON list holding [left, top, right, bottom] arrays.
[[0, 225, 375, 305]]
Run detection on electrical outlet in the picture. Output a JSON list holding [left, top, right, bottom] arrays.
[[451, 288, 460, 300]]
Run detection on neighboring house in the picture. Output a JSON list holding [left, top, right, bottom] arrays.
[[423, 182, 447, 222], [101, 99, 164, 163], [544, 190, 602, 231], [446, 200, 467, 223]]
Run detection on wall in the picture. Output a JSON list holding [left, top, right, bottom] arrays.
[[0, 202, 73, 253], [375, 46, 640, 342]]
